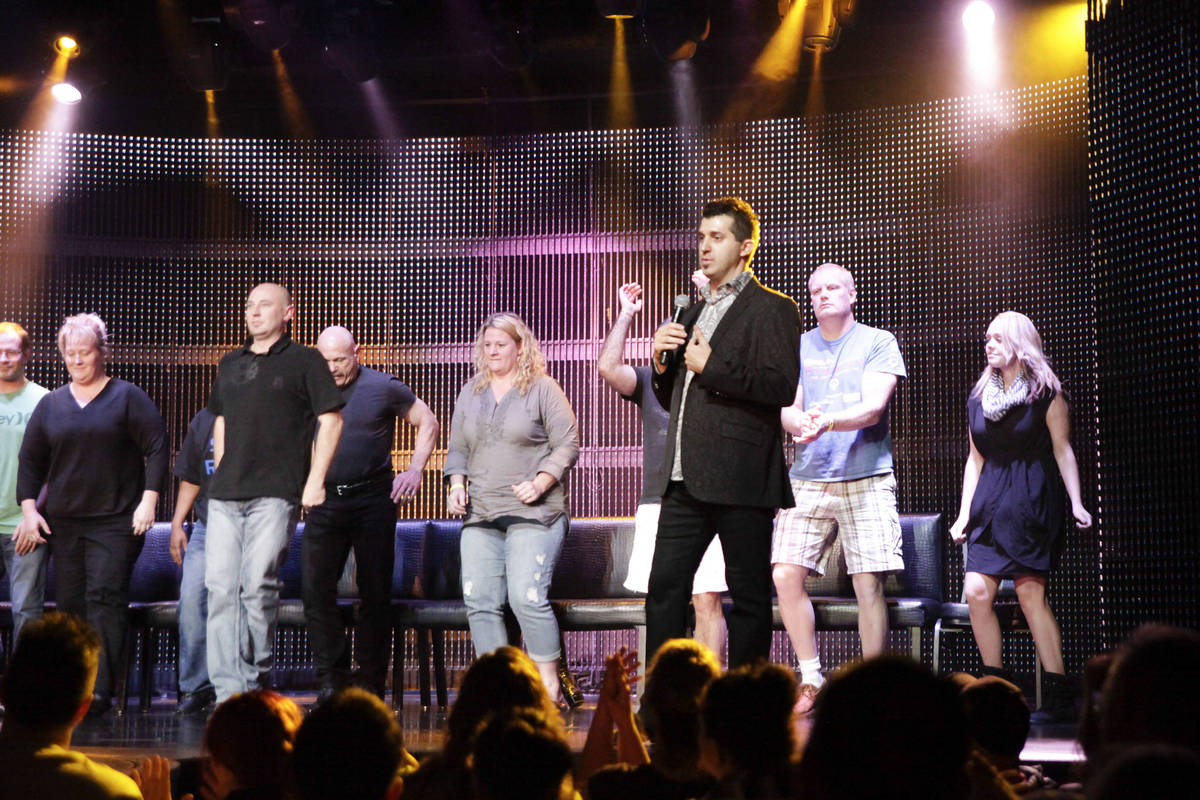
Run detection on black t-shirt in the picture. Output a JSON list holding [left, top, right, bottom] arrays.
[[619, 365, 670, 505], [17, 378, 168, 521], [173, 408, 216, 524], [206, 334, 343, 503], [325, 367, 416, 486]]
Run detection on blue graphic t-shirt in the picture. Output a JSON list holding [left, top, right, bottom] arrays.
[[174, 408, 216, 525], [790, 322, 906, 482]]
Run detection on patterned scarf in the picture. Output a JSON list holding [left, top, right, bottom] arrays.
[[981, 369, 1029, 421]]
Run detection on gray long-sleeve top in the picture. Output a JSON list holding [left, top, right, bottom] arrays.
[[444, 374, 579, 527]]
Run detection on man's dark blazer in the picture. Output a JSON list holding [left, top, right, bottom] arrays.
[[649, 273, 801, 509]]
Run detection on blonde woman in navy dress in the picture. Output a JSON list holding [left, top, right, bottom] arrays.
[[949, 311, 1092, 723]]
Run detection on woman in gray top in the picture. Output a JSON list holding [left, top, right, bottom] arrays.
[[445, 313, 579, 703]]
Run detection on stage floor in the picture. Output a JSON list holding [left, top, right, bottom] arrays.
[[67, 690, 1085, 770]]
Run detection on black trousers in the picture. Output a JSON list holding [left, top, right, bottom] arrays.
[[645, 481, 775, 668], [301, 490, 397, 692], [49, 516, 144, 698]]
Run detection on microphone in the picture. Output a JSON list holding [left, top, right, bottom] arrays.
[[658, 294, 692, 366]]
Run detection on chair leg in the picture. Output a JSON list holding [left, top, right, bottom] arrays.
[[117, 626, 135, 716], [391, 626, 404, 710], [416, 628, 432, 710], [140, 628, 155, 711], [432, 630, 448, 709], [932, 620, 942, 674]]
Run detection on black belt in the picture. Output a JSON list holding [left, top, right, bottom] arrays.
[[326, 473, 392, 498]]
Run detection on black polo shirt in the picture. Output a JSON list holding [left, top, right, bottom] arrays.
[[325, 367, 416, 486], [206, 334, 343, 504]]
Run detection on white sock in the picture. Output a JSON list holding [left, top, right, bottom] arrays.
[[799, 656, 825, 688]]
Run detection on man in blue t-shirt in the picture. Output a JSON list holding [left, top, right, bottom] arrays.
[[168, 408, 216, 714], [306, 326, 439, 699], [772, 263, 906, 705]]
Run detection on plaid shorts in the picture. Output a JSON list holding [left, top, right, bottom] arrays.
[[771, 472, 904, 576]]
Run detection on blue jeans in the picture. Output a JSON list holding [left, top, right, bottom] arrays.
[[205, 498, 297, 702], [178, 521, 212, 696], [460, 515, 567, 662], [0, 533, 48, 656]]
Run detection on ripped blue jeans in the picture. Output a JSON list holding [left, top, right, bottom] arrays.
[[460, 515, 567, 662]]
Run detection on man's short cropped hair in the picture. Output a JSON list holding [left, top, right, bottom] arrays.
[[0, 321, 32, 352], [1, 612, 100, 729], [702, 197, 760, 245]]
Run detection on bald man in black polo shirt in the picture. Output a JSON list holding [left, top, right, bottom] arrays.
[[305, 326, 439, 700], [205, 283, 344, 703]]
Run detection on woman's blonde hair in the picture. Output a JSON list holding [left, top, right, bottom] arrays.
[[472, 312, 546, 395], [57, 313, 109, 357], [971, 311, 1062, 401]]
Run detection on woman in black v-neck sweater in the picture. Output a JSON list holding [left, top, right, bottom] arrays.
[[16, 314, 167, 713]]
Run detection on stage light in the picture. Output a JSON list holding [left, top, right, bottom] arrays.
[[597, 0, 639, 19], [483, 0, 534, 71], [1017, 2, 1087, 84], [641, 0, 709, 62], [609, 17, 634, 128], [182, 19, 232, 91], [50, 82, 82, 105], [962, 1, 995, 33], [324, 39, 378, 83], [225, 0, 295, 52], [54, 35, 80, 57]]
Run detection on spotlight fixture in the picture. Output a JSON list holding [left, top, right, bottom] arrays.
[[54, 35, 81, 57], [778, 0, 858, 53], [962, 1, 995, 33], [320, 3, 379, 83], [482, 0, 535, 71], [223, 0, 295, 52], [50, 82, 82, 104], [324, 39, 378, 83], [642, 0, 709, 62], [182, 18, 232, 91], [597, 0, 640, 19]]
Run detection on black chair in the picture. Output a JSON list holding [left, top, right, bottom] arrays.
[[932, 543, 1042, 706]]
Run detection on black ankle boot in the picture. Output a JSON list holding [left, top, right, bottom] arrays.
[[1030, 671, 1077, 724], [558, 658, 584, 709], [980, 665, 1017, 685]]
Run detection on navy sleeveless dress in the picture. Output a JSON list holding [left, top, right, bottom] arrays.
[[964, 391, 1066, 577]]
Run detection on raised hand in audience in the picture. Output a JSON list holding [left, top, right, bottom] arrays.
[[132, 755, 172, 800]]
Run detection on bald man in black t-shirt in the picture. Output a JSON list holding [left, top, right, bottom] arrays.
[[306, 326, 439, 699], [205, 283, 344, 703]]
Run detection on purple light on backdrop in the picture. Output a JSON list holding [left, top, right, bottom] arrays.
[[669, 61, 700, 129], [361, 78, 401, 140]]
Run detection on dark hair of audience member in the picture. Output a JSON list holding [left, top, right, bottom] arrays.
[[800, 656, 969, 800], [1087, 743, 1200, 800], [204, 690, 303, 796], [293, 688, 409, 800], [1099, 624, 1200, 754], [699, 661, 797, 796], [443, 645, 562, 765], [471, 708, 575, 800], [641, 638, 722, 773], [960, 676, 1031, 767], [1, 612, 100, 730]]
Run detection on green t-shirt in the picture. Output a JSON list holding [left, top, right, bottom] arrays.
[[0, 380, 49, 535]]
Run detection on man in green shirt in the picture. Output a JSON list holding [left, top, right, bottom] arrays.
[[0, 321, 49, 657]]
